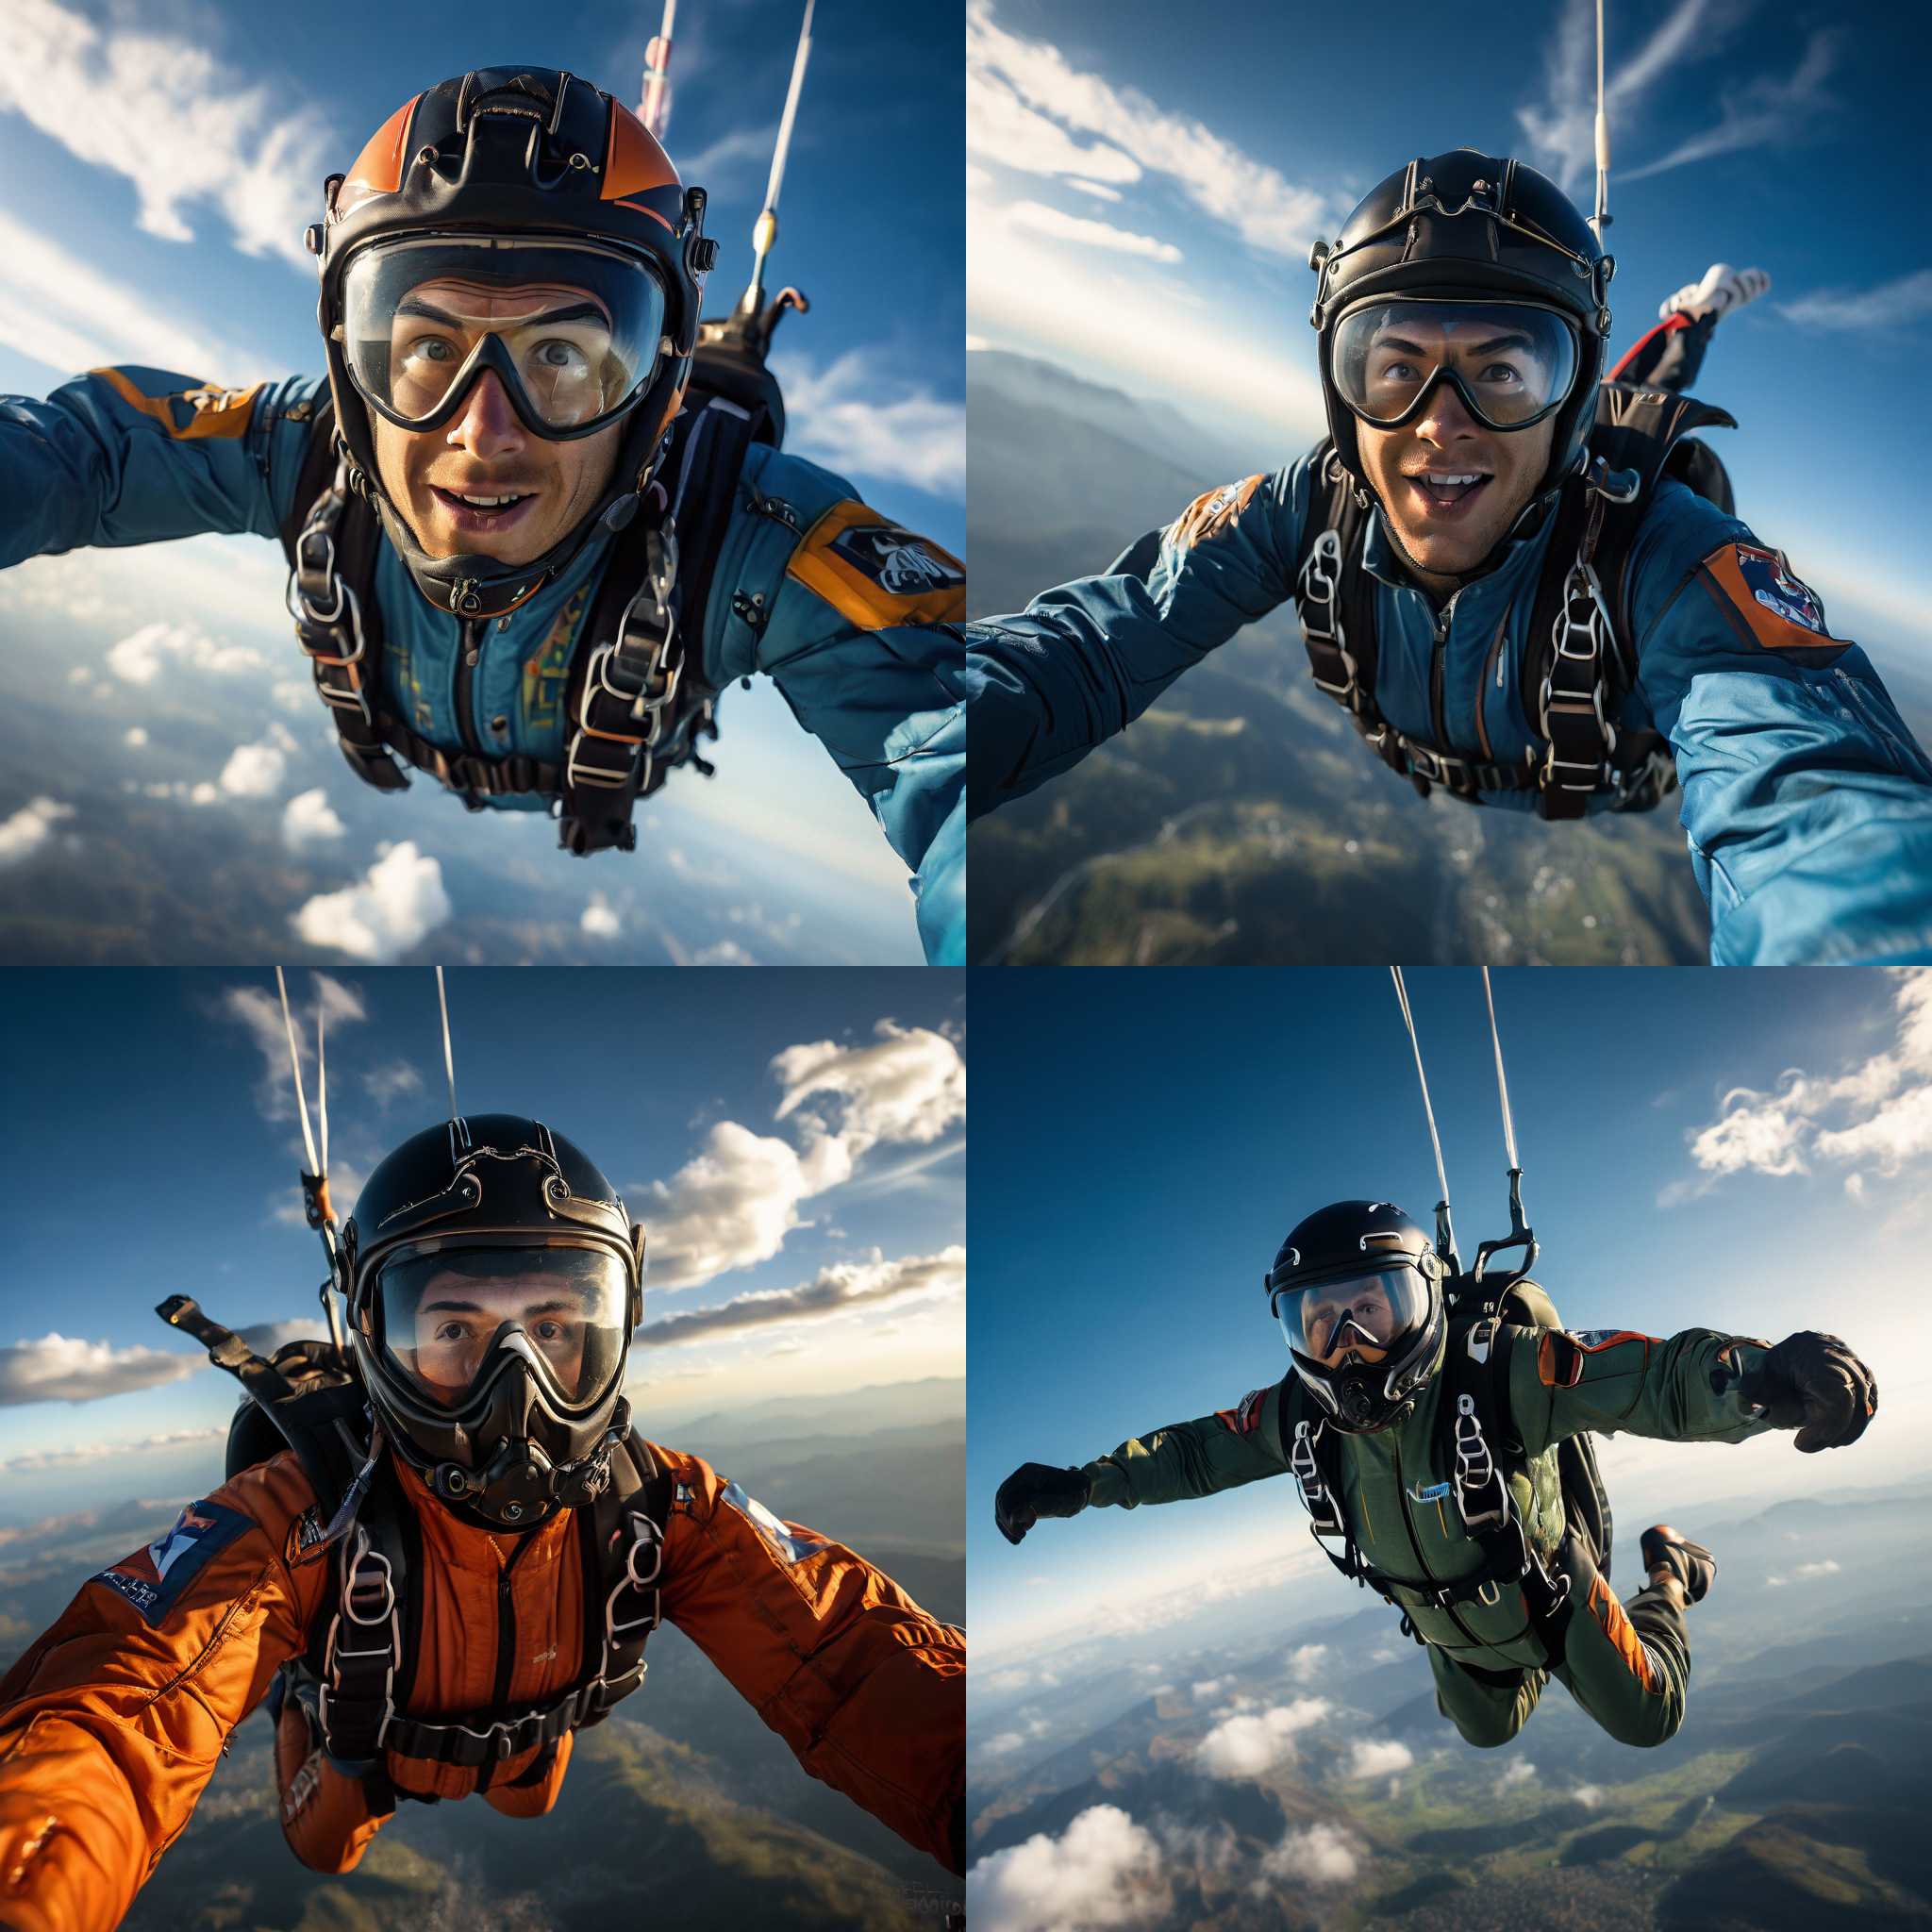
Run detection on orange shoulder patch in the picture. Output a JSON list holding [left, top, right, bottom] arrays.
[[93, 368, 263, 441], [1698, 541, 1851, 659], [1170, 474, 1264, 550], [786, 500, 966, 628]]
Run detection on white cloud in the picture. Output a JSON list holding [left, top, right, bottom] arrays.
[[1666, 972, 1932, 1200], [1285, 1641, 1327, 1684], [1497, 1757, 1537, 1791], [0, 1332, 202, 1405], [771, 348, 964, 499], [0, 0, 333, 274], [1194, 1699, 1328, 1779], [362, 1062, 422, 1108], [0, 1424, 224, 1473], [1793, 1557, 1841, 1579], [967, 2, 1328, 258], [1346, 1739, 1414, 1779], [642, 1245, 964, 1344], [0, 795, 75, 865], [291, 842, 451, 962], [1778, 268, 1932, 333], [1007, 202, 1181, 262], [642, 1022, 965, 1291], [124, 726, 148, 747], [1190, 1677, 1227, 1702], [581, 892, 622, 939], [1255, 1822, 1359, 1890], [966, 1805, 1167, 1932], [282, 788, 345, 849], [219, 738, 288, 800], [218, 971, 366, 1126], [189, 781, 220, 806], [1574, 1783, 1604, 1807], [105, 621, 263, 687]]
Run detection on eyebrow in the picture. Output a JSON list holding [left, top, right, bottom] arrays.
[[419, 1297, 581, 1317], [394, 298, 609, 329], [1374, 329, 1541, 357]]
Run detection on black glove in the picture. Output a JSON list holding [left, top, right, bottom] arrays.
[[1742, 1331, 1877, 1453], [994, 1462, 1091, 1545]]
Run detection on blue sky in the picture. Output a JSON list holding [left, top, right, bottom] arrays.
[[0, 0, 962, 961], [968, 966, 1932, 1657], [0, 967, 964, 1527], [968, 0, 1931, 668]]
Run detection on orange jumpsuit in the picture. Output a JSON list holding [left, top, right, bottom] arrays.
[[0, 1442, 963, 1931]]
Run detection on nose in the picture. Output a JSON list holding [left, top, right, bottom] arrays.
[[1412, 375, 1480, 445], [445, 367, 525, 462]]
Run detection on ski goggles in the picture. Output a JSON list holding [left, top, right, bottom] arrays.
[[372, 1245, 632, 1411], [338, 235, 669, 440], [1329, 299, 1580, 432], [1270, 1265, 1429, 1370]]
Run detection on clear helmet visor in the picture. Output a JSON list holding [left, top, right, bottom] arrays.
[[371, 1245, 633, 1412], [1331, 299, 1580, 431], [340, 235, 668, 436], [1273, 1264, 1431, 1370]]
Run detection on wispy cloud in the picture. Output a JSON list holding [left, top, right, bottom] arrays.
[[968, 0, 1328, 258], [1778, 269, 1932, 333], [1517, 0, 1841, 196], [1008, 202, 1182, 263], [1661, 971, 1932, 1204], [641, 1244, 963, 1345], [0, 1424, 223, 1472], [771, 348, 965, 500], [0, 0, 333, 273], [217, 970, 366, 1126]]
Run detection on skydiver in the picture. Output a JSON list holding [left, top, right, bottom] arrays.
[[0, 69, 966, 962], [963, 150, 1932, 965], [0, 1116, 965, 1926], [994, 1200, 1875, 1751]]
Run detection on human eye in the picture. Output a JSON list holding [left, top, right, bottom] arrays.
[[1480, 360, 1525, 387], [402, 334, 457, 366], [533, 338, 591, 374]]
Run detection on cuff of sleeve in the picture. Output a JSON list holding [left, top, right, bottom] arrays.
[[1083, 1458, 1129, 1509]]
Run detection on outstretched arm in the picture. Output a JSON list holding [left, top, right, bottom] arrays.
[[965, 463, 1307, 817], [0, 1457, 324, 1932], [1626, 486, 1932, 963], [653, 1444, 964, 1874], [0, 368, 322, 567], [715, 449, 966, 964]]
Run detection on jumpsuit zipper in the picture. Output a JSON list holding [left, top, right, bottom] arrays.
[[1475, 609, 1511, 763], [1389, 1436, 1487, 1652], [1427, 591, 1465, 758], [453, 618, 485, 757]]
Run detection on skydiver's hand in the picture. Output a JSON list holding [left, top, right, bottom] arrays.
[[1743, 1332, 1877, 1452], [994, 1463, 1091, 1545]]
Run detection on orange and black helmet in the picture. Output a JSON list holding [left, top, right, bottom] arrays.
[[308, 68, 720, 618]]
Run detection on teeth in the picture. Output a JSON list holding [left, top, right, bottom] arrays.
[[1423, 473, 1484, 487], [450, 491, 525, 508]]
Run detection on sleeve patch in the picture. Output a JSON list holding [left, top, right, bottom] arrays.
[[94, 1499, 254, 1625], [1170, 474, 1264, 551], [92, 368, 263, 441], [1537, 1331, 1584, 1389], [1699, 542, 1851, 658], [720, 1478, 828, 1567], [1214, 1387, 1268, 1436], [786, 499, 966, 628]]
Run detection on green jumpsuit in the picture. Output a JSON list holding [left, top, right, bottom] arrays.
[[1082, 1324, 1776, 1747]]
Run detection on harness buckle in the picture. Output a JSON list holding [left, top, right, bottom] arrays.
[[1298, 527, 1366, 713], [1399, 741, 1468, 791]]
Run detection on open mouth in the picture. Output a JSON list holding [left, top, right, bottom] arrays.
[[430, 485, 540, 533], [1406, 471, 1492, 519]]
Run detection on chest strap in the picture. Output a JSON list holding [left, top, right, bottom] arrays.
[[307, 1439, 671, 1785]]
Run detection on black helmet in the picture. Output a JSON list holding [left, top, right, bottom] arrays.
[[1265, 1200, 1446, 1433], [310, 67, 720, 620], [1308, 150, 1613, 529], [340, 1112, 647, 1526]]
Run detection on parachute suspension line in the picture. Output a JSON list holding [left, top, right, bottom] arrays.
[[741, 0, 814, 316], [275, 967, 346, 1351], [435, 965, 458, 1123], [1480, 967, 1520, 1173], [641, 0, 678, 142], [1590, 0, 1613, 238], [1390, 967, 1457, 1273]]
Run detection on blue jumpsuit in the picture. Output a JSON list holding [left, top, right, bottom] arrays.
[[0, 368, 965, 964], [964, 455, 1932, 965]]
